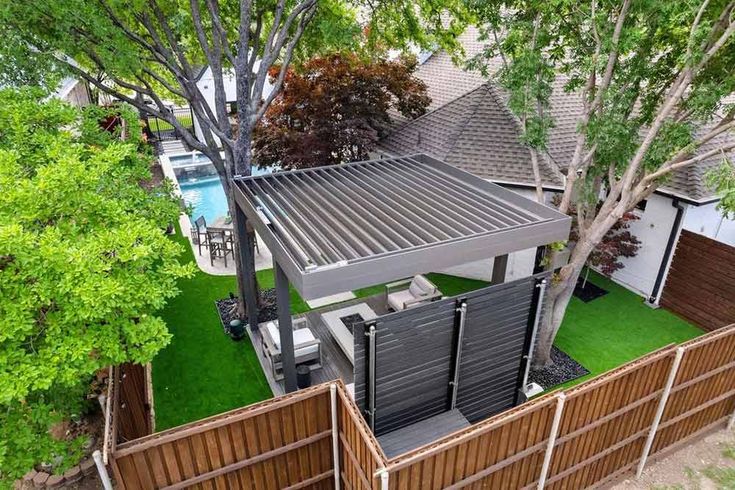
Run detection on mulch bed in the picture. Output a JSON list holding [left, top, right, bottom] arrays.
[[529, 346, 590, 389], [573, 276, 609, 302], [215, 289, 279, 333]]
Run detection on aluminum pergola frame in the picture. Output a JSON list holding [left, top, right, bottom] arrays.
[[233, 154, 571, 392]]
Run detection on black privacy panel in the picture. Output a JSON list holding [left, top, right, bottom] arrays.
[[355, 273, 548, 436], [355, 298, 457, 435], [456, 276, 540, 422]]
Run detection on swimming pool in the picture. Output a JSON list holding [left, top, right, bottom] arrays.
[[173, 153, 276, 224]]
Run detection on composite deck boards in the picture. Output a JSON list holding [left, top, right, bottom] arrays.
[[247, 294, 389, 397], [377, 409, 470, 458]]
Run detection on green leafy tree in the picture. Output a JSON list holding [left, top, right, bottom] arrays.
[[469, 0, 735, 366], [0, 89, 192, 482], [0, 0, 468, 318]]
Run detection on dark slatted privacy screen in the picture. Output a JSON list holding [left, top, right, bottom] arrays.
[[356, 274, 545, 435]]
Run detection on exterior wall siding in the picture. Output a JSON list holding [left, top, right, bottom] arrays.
[[683, 201, 735, 247], [612, 193, 680, 298]]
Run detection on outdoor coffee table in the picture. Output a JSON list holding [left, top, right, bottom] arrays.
[[320, 303, 377, 365]]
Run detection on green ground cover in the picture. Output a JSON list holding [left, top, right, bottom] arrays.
[[153, 228, 702, 428], [554, 271, 703, 388], [152, 228, 272, 430]]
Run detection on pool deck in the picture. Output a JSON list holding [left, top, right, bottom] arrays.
[[162, 150, 274, 275]]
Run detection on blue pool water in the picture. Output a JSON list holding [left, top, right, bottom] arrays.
[[176, 156, 276, 224], [180, 176, 229, 224]]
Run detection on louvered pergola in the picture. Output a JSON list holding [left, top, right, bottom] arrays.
[[232, 154, 571, 391]]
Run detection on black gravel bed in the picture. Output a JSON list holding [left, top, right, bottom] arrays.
[[529, 346, 590, 389], [573, 277, 609, 302], [215, 289, 279, 332]]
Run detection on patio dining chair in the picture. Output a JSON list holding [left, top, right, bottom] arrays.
[[208, 229, 234, 267], [193, 216, 208, 255]]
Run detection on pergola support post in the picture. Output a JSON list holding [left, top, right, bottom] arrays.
[[235, 207, 259, 332], [492, 254, 508, 284], [274, 260, 298, 392]]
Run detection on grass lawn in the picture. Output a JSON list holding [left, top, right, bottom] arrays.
[[554, 271, 703, 388], [149, 113, 193, 132], [153, 226, 702, 428], [152, 228, 273, 430]]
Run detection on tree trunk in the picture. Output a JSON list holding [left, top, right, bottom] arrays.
[[532, 235, 600, 368], [229, 125, 260, 318]]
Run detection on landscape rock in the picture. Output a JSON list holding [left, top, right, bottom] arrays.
[[529, 346, 589, 388], [32, 472, 49, 487]]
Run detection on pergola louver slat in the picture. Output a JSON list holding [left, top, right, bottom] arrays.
[[357, 161, 492, 234], [268, 177, 359, 261], [341, 164, 474, 238], [396, 156, 540, 225], [308, 167, 424, 248], [235, 154, 571, 301], [290, 172, 380, 256], [255, 177, 345, 264], [324, 166, 450, 243]]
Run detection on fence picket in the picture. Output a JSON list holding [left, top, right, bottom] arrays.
[[109, 325, 735, 489]]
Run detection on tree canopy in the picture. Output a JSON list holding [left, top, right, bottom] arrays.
[[253, 54, 430, 168], [468, 0, 735, 366], [0, 89, 192, 481]]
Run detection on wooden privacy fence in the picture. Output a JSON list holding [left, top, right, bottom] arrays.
[[111, 325, 735, 489], [379, 324, 735, 489], [660, 230, 735, 331], [110, 381, 385, 490]]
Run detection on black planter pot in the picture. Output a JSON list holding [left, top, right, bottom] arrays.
[[229, 319, 245, 341]]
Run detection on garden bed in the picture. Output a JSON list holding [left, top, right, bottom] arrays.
[[215, 289, 279, 332], [529, 346, 590, 389]]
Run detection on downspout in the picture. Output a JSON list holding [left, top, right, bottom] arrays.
[[648, 199, 686, 304]]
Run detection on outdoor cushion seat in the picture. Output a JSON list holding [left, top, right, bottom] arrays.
[[265, 322, 319, 357], [386, 274, 442, 311], [261, 319, 322, 381]]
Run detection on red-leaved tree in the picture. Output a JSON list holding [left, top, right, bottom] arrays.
[[554, 196, 642, 276], [253, 54, 430, 169]]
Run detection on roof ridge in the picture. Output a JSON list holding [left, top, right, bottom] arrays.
[[442, 86, 494, 158], [483, 82, 566, 185], [388, 83, 489, 134]]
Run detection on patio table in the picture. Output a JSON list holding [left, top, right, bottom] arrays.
[[208, 216, 233, 233]]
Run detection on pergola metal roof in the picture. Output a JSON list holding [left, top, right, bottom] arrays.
[[233, 154, 571, 300]]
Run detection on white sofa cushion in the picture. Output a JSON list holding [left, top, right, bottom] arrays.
[[388, 290, 416, 311], [266, 322, 318, 357]]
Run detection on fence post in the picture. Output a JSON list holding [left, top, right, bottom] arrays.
[[375, 468, 389, 490], [728, 404, 735, 430], [636, 347, 684, 479], [92, 450, 114, 490], [537, 393, 566, 489], [330, 384, 341, 490]]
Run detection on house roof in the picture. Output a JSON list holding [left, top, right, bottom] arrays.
[[379, 84, 565, 188], [380, 27, 732, 203], [233, 154, 571, 300]]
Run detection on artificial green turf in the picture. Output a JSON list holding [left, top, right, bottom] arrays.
[[153, 228, 702, 427], [152, 227, 272, 430], [553, 271, 703, 388]]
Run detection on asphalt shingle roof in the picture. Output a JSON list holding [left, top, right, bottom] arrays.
[[380, 84, 564, 187], [380, 27, 732, 202]]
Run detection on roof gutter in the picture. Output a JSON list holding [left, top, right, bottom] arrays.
[[648, 199, 686, 305]]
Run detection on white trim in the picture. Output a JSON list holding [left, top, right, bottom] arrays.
[[93, 450, 114, 490], [636, 347, 685, 478], [538, 393, 566, 489]]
